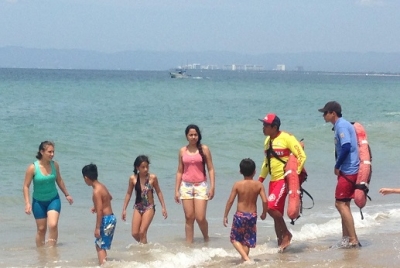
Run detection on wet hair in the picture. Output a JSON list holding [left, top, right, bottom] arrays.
[[36, 141, 55, 160], [133, 155, 150, 204], [82, 163, 98, 181], [240, 158, 256, 177], [185, 124, 206, 175]]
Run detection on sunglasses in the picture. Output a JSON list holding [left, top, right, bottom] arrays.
[[323, 111, 329, 116]]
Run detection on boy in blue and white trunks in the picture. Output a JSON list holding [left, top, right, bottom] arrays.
[[223, 158, 268, 262], [82, 164, 116, 265]]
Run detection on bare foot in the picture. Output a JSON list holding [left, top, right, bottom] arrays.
[[278, 232, 292, 253], [277, 236, 282, 247], [348, 240, 362, 248], [204, 236, 210, 242], [243, 259, 255, 265]]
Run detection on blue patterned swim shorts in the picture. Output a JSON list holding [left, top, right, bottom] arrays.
[[95, 214, 117, 250]]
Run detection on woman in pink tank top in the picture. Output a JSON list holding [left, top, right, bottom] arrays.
[[174, 124, 215, 243]]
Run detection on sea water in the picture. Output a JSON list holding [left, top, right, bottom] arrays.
[[1, 68, 400, 267]]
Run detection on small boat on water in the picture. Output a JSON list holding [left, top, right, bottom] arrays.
[[169, 69, 191, 79]]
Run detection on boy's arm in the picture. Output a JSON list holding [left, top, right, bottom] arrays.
[[259, 184, 268, 220], [93, 191, 103, 238], [223, 184, 237, 227]]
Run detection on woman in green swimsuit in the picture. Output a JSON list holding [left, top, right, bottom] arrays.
[[23, 141, 73, 247]]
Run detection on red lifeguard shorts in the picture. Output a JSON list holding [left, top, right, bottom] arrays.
[[335, 173, 358, 202], [268, 179, 287, 215]]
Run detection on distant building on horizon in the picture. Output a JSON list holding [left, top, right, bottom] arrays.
[[181, 62, 265, 71], [244, 64, 264, 71], [274, 64, 286, 71], [204, 65, 218, 70]]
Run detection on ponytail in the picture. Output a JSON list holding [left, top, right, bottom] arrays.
[[132, 155, 150, 204], [197, 141, 207, 176], [134, 167, 142, 204]]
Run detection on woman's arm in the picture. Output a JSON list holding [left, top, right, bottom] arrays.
[[22, 164, 35, 214], [54, 161, 73, 205], [203, 145, 215, 200], [175, 148, 184, 204]]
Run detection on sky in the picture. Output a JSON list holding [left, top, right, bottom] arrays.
[[1, 0, 399, 55]]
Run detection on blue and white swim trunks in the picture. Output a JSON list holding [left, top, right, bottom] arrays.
[[95, 214, 117, 250]]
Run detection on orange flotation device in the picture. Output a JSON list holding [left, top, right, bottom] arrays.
[[284, 154, 311, 225], [353, 122, 372, 219], [285, 154, 302, 222]]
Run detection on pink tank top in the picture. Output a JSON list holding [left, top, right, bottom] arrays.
[[181, 148, 206, 183]]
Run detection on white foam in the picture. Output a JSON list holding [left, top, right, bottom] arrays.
[[111, 246, 236, 268], [290, 210, 388, 242]]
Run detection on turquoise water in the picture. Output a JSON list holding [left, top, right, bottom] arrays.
[[1, 68, 400, 267]]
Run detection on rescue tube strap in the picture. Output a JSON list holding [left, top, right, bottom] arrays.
[[266, 139, 287, 174], [342, 174, 371, 198], [300, 187, 314, 210], [342, 174, 372, 220]]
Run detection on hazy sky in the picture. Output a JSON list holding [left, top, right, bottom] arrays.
[[1, 0, 399, 54]]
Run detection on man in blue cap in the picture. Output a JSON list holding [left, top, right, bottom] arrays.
[[319, 101, 360, 248]]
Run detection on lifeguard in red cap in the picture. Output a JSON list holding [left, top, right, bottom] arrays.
[[258, 113, 306, 252]]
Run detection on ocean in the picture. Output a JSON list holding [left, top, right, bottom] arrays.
[[1, 68, 400, 268]]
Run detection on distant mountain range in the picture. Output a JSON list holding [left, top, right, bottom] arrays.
[[1, 46, 399, 73]]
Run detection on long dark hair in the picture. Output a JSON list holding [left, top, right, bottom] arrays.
[[185, 124, 206, 175], [133, 155, 150, 204], [36, 141, 55, 160]]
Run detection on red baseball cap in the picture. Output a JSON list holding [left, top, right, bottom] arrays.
[[258, 113, 281, 126]]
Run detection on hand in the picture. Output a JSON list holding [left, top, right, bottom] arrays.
[[258, 177, 265, 183], [121, 210, 126, 221], [162, 208, 168, 219], [94, 228, 100, 238], [66, 195, 74, 205], [260, 212, 267, 220], [174, 192, 181, 204], [334, 168, 340, 176], [379, 188, 392, 195], [207, 188, 215, 200], [223, 217, 228, 227], [91, 207, 96, 213], [25, 204, 32, 215]]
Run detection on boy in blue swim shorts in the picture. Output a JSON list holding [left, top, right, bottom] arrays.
[[223, 158, 268, 262], [82, 164, 116, 265]]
